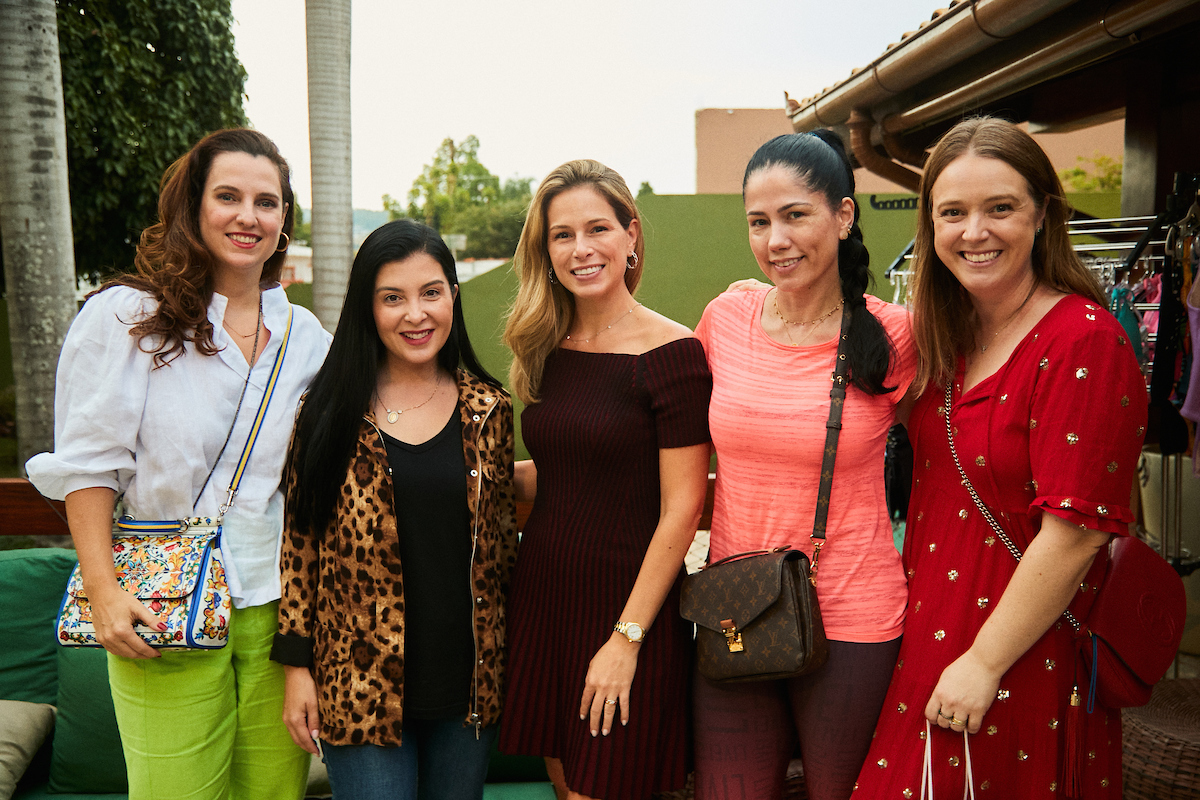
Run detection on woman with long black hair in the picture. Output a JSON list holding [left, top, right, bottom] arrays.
[[692, 131, 917, 800], [271, 219, 517, 800]]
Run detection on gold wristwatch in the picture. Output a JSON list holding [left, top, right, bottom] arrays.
[[614, 621, 645, 643]]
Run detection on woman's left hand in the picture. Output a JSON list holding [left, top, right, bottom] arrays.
[[579, 634, 640, 737], [924, 649, 1003, 736]]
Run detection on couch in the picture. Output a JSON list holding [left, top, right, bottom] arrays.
[[0, 548, 553, 800]]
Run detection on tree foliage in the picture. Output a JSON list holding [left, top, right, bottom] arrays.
[[1058, 153, 1123, 193], [56, 0, 247, 279], [387, 137, 532, 259]]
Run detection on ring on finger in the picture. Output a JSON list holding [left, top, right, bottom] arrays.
[[603, 699, 616, 706], [938, 710, 953, 720], [950, 716, 966, 726]]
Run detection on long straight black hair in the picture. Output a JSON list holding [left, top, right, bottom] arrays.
[[287, 219, 500, 536], [743, 131, 897, 395]]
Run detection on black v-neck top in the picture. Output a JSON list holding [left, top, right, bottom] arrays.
[[380, 409, 473, 719]]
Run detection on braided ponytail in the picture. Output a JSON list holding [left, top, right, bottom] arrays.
[[745, 131, 896, 394]]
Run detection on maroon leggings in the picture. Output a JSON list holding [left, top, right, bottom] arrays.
[[692, 638, 901, 800]]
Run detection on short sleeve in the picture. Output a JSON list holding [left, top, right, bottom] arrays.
[[638, 337, 712, 449], [1028, 308, 1147, 534], [24, 287, 155, 500]]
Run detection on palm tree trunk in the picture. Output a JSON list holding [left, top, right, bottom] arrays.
[[0, 0, 79, 470], [305, 0, 353, 331]]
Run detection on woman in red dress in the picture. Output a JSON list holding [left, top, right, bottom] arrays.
[[854, 118, 1146, 798]]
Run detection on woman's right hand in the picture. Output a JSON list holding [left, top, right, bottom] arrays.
[[283, 666, 322, 755], [87, 583, 166, 659], [725, 278, 771, 293]]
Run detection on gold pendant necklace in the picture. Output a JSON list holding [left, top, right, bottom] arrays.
[[222, 294, 263, 338], [565, 303, 641, 345], [379, 372, 442, 424], [773, 293, 844, 347]]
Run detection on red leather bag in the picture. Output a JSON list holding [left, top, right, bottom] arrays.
[[1078, 533, 1186, 708]]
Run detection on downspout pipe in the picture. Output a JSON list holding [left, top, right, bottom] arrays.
[[847, 110, 922, 192]]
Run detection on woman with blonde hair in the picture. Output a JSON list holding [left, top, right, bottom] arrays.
[[855, 117, 1146, 798], [499, 159, 712, 800]]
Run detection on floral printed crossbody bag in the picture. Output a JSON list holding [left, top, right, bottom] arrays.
[[57, 307, 294, 649]]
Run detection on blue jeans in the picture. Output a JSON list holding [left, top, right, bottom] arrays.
[[322, 719, 496, 800]]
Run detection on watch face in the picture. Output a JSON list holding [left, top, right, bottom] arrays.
[[626, 623, 644, 641]]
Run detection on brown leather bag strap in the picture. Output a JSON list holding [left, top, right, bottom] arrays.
[[808, 309, 853, 584]]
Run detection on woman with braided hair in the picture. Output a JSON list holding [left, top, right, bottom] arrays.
[[692, 131, 917, 800]]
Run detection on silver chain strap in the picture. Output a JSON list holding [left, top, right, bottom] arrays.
[[942, 382, 1081, 632]]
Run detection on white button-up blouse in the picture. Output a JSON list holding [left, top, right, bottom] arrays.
[[26, 285, 332, 608]]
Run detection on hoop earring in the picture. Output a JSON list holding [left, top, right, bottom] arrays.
[[548, 264, 558, 285], [276, 232, 290, 253], [627, 252, 638, 271]]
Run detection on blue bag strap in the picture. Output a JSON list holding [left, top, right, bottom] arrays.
[[219, 305, 294, 516]]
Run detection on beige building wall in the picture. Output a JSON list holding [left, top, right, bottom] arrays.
[[696, 108, 793, 194], [697, 110, 1126, 196]]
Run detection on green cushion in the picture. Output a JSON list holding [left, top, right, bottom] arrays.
[[47, 647, 127, 794], [13, 787, 126, 800], [485, 738, 549, 783], [0, 549, 77, 704]]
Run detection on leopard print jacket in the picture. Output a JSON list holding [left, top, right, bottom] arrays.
[[276, 370, 517, 745]]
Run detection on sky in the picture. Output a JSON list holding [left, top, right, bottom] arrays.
[[230, 0, 940, 211]]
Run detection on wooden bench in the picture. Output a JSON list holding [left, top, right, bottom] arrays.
[[0, 476, 718, 538]]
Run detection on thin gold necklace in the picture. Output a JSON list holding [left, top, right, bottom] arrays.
[[565, 303, 640, 345], [978, 282, 1038, 353], [773, 293, 844, 347], [379, 372, 442, 424], [222, 293, 263, 338]]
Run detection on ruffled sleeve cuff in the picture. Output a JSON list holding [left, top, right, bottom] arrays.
[[1031, 495, 1134, 536], [269, 632, 314, 667]]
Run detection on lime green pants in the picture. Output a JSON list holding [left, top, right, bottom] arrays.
[[108, 601, 309, 800]]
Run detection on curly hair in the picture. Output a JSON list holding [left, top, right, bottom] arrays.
[[503, 159, 643, 404], [908, 117, 1105, 393], [94, 128, 295, 367]]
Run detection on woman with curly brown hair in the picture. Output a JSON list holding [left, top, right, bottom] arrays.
[[27, 128, 331, 800]]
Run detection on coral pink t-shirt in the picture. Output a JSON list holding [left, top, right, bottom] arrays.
[[695, 289, 916, 643]]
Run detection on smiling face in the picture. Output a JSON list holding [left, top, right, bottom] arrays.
[[199, 151, 287, 281], [743, 166, 854, 295], [373, 252, 458, 371], [930, 153, 1046, 302], [545, 185, 639, 301]]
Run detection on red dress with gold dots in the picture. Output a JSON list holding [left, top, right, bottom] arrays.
[[853, 295, 1147, 799]]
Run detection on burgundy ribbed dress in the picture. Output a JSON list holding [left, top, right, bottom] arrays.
[[499, 338, 712, 799]]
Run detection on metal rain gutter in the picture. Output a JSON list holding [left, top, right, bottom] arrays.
[[787, 0, 1077, 132], [882, 0, 1198, 134]]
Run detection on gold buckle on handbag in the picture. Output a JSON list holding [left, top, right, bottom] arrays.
[[809, 539, 823, 587], [720, 619, 744, 653]]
